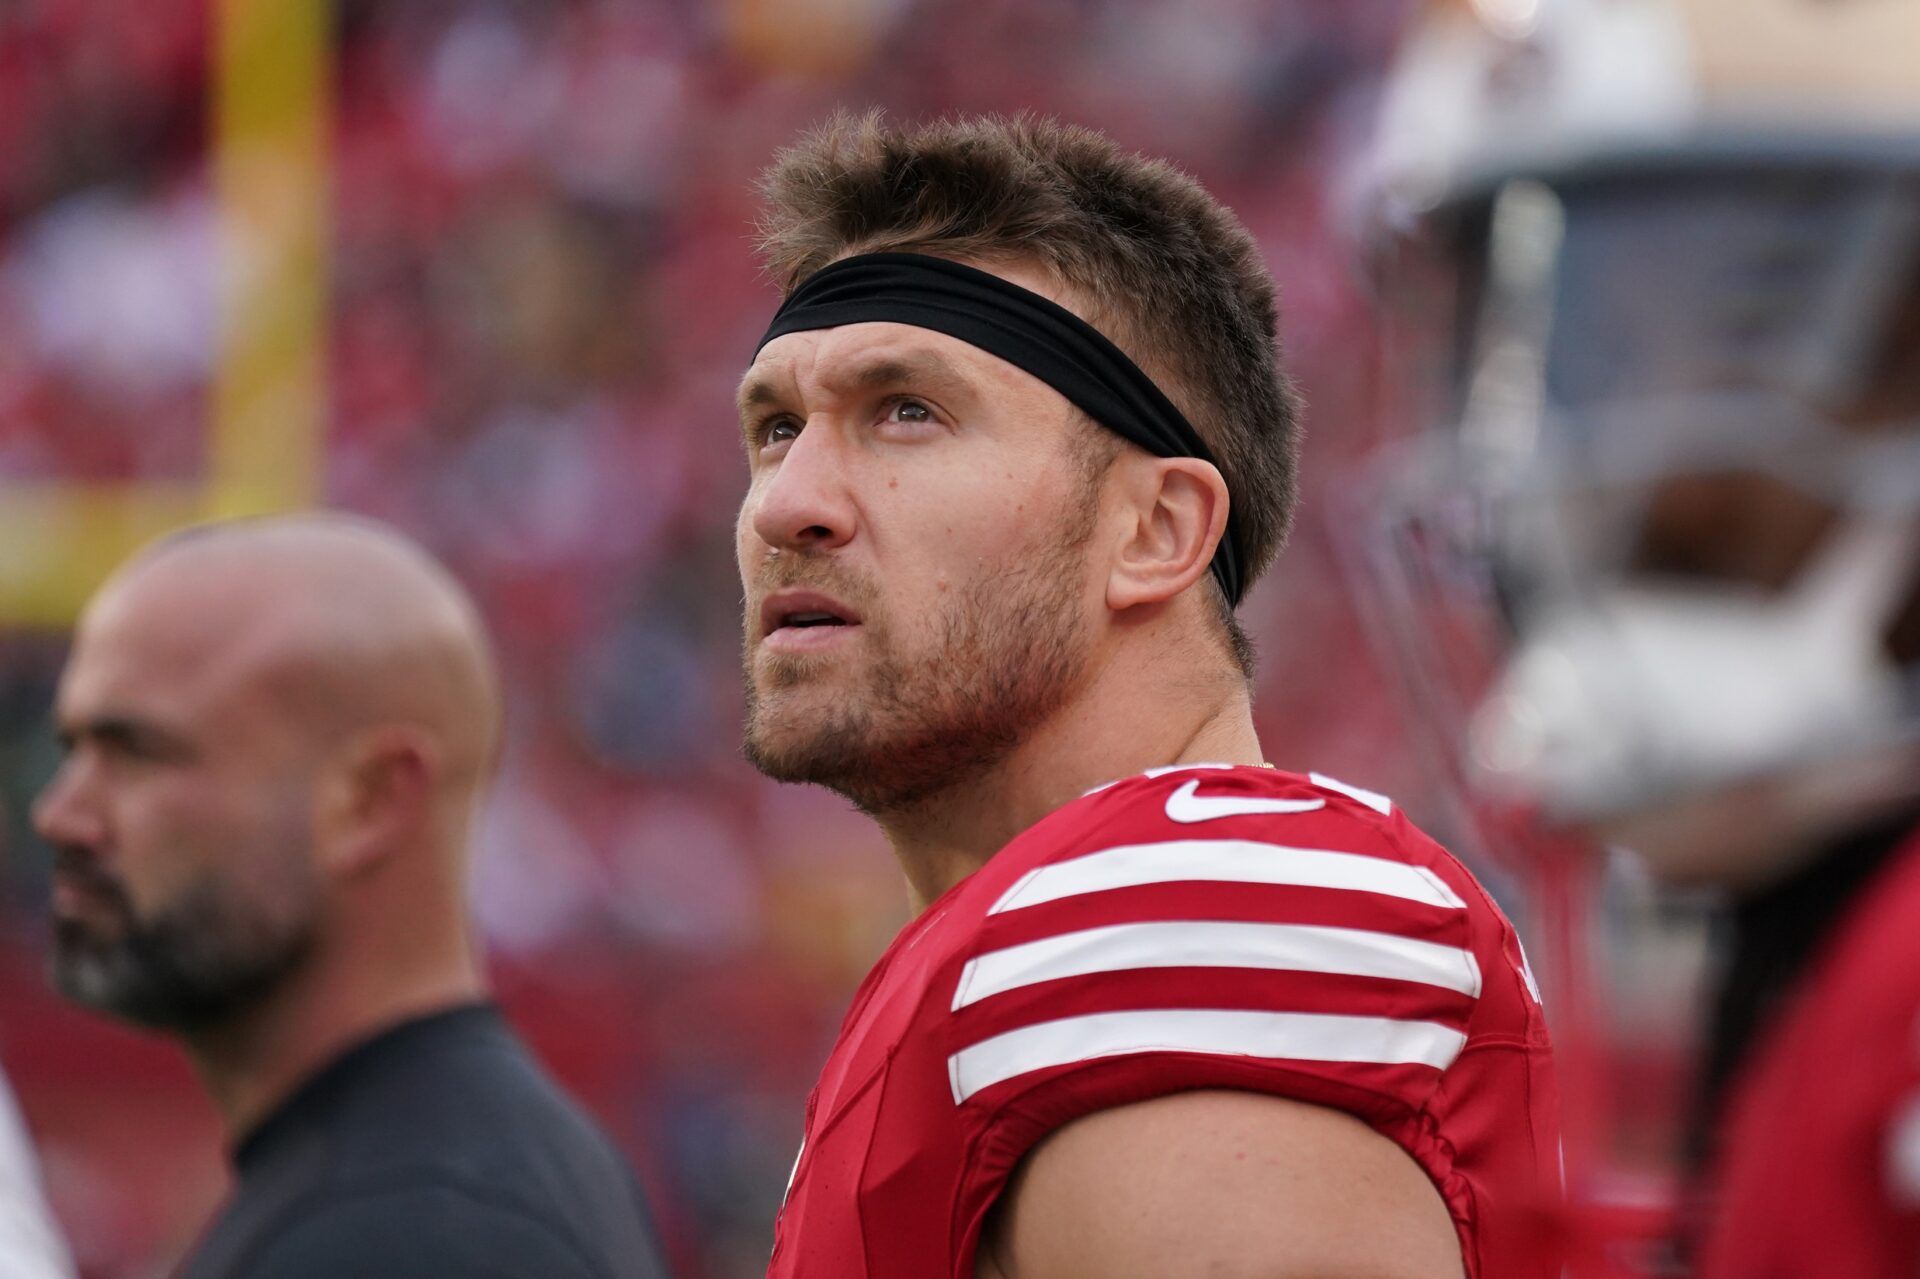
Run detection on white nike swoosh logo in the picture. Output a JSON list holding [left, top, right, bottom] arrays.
[[1163, 779, 1326, 824]]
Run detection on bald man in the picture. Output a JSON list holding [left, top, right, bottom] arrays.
[[35, 516, 668, 1279]]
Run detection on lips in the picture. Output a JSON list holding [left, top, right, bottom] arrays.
[[50, 866, 130, 924], [757, 589, 864, 655], [759, 589, 861, 636]]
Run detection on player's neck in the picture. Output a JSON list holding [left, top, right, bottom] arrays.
[[878, 657, 1262, 912], [182, 896, 488, 1145]]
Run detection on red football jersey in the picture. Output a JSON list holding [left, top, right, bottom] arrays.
[[1698, 826, 1920, 1279], [768, 764, 1562, 1278]]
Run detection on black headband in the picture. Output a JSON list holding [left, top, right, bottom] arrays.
[[756, 252, 1244, 608]]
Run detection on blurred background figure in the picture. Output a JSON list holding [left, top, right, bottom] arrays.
[[37, 516, 669, 1278], [0, 1069, 71, 1279], [1348, 0, 1920, 1272], [0, 3, 1415, 1274]]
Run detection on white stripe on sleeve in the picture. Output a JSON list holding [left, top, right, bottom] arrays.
[[988, 839, 1467, 915], [948, 1008, 1468, 1103], [952, 920, 1482, 1010], [1308, 771, 1394, 815]]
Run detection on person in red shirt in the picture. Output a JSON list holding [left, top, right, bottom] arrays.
[[1348, 3, 1920, 1272], [733, 112, 1561, 1279]]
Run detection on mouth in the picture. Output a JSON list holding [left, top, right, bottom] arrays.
[[759, 590, 863, 652], [50, 870, 128, 925]]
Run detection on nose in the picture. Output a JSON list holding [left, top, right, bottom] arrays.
[[33, 757, 106, 855], [748, 418, 858, 556]]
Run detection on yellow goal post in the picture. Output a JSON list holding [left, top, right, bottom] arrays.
[[0, 0, 329, 627]]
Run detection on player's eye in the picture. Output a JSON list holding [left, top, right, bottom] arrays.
[[885, 398, 934, 425], [757, 416, 802, 448]]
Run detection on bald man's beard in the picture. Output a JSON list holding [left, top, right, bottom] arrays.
[[50, 846, 319, 1034], [742, 501, 1097, 816]]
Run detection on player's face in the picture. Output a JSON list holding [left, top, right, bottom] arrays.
[[736, 303, 1107, 812], [35, 584, 320, 1030]]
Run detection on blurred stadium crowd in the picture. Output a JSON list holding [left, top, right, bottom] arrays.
[[0, 2, 1423, 1275]]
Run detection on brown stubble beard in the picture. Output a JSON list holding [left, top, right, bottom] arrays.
[[742, 487, 1100, 817]]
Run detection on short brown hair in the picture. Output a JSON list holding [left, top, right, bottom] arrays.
[[756, 111, 1303, 676]]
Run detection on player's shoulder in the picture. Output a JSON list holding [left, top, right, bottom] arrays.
[[1841, 827, 1920, 952], [977, 763, 1486, 920], [924, 763, 1506, 1113], [1794, 826, 1920, 1023]]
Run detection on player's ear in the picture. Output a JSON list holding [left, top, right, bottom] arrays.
[[1105, 455, 1230, 612], [313, 725, 438, 878]]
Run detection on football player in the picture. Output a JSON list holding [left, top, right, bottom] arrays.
[[1350, 0, 1920, 1273], [736, 112, 1560, 1279]]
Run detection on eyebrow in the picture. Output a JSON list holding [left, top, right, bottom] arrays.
[[56, 713, 196, 761], [736, 349, 976, 443], [735, 374, 786, 448], [846, 352, 971, 395]]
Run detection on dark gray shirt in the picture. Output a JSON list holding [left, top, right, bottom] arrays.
[[176, 1004, 670, 1279]]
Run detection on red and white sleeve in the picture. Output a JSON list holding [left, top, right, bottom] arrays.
[[943, 772, 1486, 1169]]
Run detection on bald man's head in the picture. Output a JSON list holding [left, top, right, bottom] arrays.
[[112, 514, 504, 784], [37, 513, 503, 1031]]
